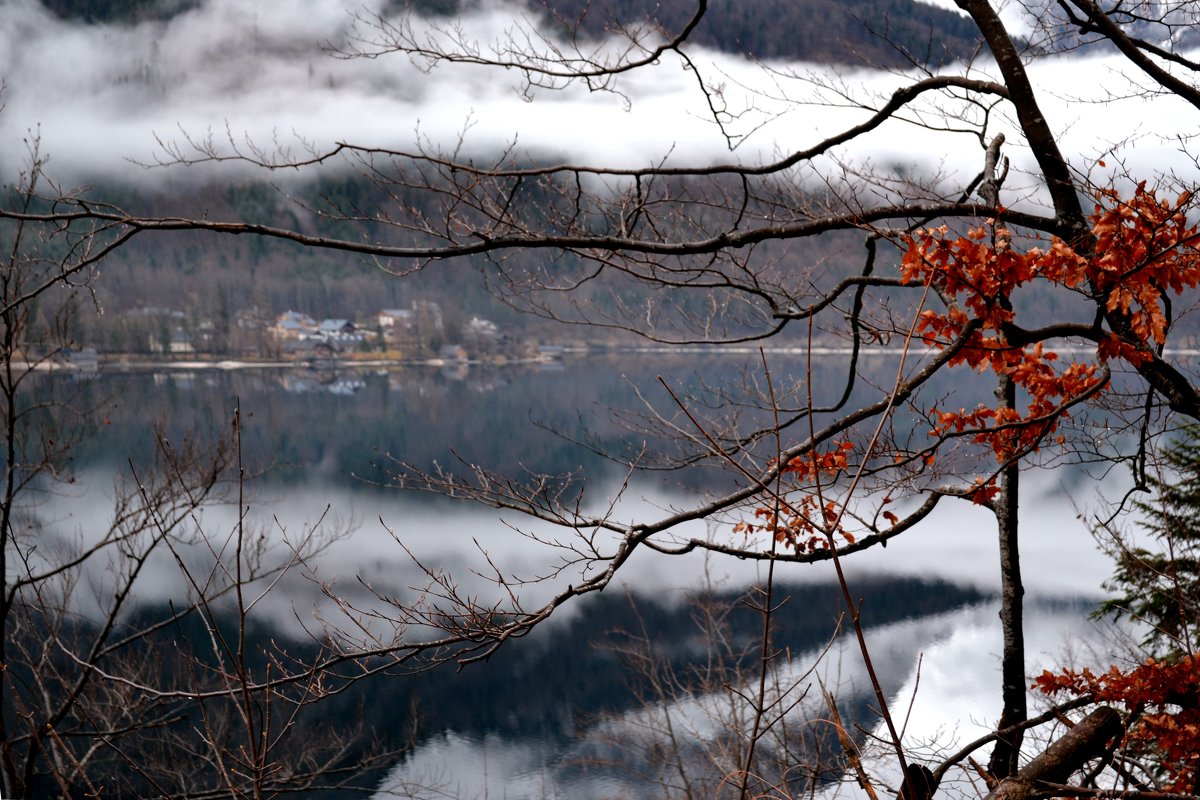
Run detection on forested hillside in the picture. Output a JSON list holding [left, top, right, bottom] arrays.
[[31, 165, 879, 355], [38, 0, 196, 23], [43, 0, 983, 67], [62, 178, 534, 352], [525, 0, 983, 67], [37, 166, 1200, 356]]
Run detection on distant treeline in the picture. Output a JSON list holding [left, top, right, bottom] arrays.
[[390, 0, 985, 67], [519, 0, 984, 68], [43, 0, 983, 68], [39, 0, 198, 23]]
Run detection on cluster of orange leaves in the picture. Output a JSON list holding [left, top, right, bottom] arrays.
[[734, 440, 857, 552], [927, 184, 1200, 791], [747, 185, 1200, 551], [901, 184, 1200, 464], [1034, 655, 1200, 792]]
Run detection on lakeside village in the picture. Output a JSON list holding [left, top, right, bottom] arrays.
[[59, 300, 571, 375]]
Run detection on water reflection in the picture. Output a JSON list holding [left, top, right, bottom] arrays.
[[372, 601, 1106, 800], [33, 460, 1114, 642], [37, 354, 1131, 605], [23, 355, 1133, 797], [56, 350, 1036, 490]]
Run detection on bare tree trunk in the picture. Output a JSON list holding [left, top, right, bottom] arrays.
[[989, 372, 1026, 780], [985, 707, 1122, 800]]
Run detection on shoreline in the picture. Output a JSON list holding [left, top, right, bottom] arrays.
[[31, 342, 1200, 374]]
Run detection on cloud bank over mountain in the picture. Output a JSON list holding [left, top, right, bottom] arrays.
[[0, 0, 1194, 198], [1, 0, 741, 184]]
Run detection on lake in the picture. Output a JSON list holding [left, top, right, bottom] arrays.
[[23, 353, 1128, 797]]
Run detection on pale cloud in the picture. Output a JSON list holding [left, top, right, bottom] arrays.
[[39, 459, 1126, 631], [1, 0, 1197, 197]]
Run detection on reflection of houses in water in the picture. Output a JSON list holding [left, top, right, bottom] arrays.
[[326, 378, 365, 396], [279, 372, 365, 396], [437, 344, 468, 362], [280, 374, 321, 394], [386, 370, 443, 396], [62, 348, 99, 378], [439, 363, 469, 381], [152, 372, 195, 391], [384, 367, 511, 395], [436, 345, 471, 380], [467, 374, 510, 393], [386, 373, 407, 394]]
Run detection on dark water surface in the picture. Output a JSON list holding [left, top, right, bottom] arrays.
[[24, 354, 1117, 798]]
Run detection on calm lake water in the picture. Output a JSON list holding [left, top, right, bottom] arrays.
[[28, 353, 1126, 797]]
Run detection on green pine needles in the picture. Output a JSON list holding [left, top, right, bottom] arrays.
[[1100, 424, 1200, 657]]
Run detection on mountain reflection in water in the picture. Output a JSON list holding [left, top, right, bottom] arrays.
[[27, 357, 1119, 797], [371, 600, 1102, 800]]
